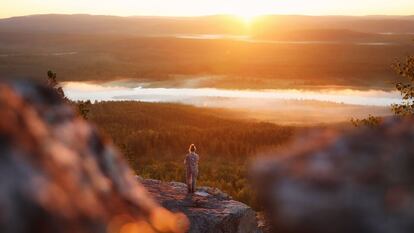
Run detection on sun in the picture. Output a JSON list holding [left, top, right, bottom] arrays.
[[232, 3, 264, 24], [239, 14, 256, 24], [234, 11, 261, 25]]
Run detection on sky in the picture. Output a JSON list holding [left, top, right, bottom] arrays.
[[1, 0, 414, 19]]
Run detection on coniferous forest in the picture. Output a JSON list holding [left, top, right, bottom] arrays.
[[88, 101, 295, 209]]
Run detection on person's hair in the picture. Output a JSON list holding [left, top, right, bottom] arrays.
[[189, 144, 196, 153]]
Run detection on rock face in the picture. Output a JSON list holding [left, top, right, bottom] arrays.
[[140, 178, 261, 233], [0, 81, 188, 233], [252, 117, 414, 233]]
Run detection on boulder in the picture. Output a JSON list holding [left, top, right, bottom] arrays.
[[252, 117, 414, 233], [0, 81, 188, 233], [139, 178, 261, 233]]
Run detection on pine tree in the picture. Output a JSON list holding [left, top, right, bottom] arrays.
[[47, 70, 66, 100], [46, 70, 90, 119], [392, 55, 414, 115]]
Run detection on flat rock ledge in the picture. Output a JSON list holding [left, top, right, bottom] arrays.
[[138, 177, 261, 233]]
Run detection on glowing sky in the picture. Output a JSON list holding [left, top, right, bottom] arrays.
[[1, 0, 414, 19]]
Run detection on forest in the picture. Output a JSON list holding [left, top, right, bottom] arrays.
[[88, 101, 296, 209]]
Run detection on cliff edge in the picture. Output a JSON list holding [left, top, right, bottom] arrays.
[[139, 178, 261, 233], [0, 80, 261, 233]]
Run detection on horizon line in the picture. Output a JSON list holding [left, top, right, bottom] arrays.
[[1, 13, 414, 20]]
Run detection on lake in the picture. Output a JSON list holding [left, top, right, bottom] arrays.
[[63, 81, 399, 106], [63, 80, 398, 124], [173, 34, 396, 46]]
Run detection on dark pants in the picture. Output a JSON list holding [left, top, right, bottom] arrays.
[[186, 170, 198, 193]]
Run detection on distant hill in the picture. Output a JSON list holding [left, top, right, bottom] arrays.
[[251, 15, 414, 34], [0, 14, 247, 35], [0, 14, 413, 37]]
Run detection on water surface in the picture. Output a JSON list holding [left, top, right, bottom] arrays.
[[63, 81, 399, 106], [174, 34, 395, 46], [0, 51, 77, 57], [63, 81, 397, 124]]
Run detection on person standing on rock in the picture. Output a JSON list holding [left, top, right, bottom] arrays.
[[184, 144, 199, 194]]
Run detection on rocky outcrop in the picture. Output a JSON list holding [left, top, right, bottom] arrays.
[[0, 81, 188, 233], [252, 117, 414, 233], [139, 178, 261, 233]]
